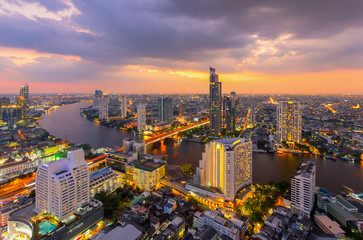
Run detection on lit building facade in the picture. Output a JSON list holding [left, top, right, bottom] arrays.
[[224, 96, 236, 132], [93, 89, 103, 108], [209, 67, 222, 135], [137, 104, 147, 131], [98, 95, 109, 120], [158, 97, 173, 124], [90, 167, 121, 196], [291, 161, 316, 218], [276, 101, 302, 144], [121, 96, 127, 118], [127, 159, 165, 191], [196, 138, 252, 201], [35, 149, 90, 221], [20, 84, 29, 108], [16, 96, 26, 119]]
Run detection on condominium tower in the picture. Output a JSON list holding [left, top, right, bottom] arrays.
[[291, 161, 316, 218], [209, 67, 222, 135], [35, 149, 90, 221], [137, 104, 147, 131], [196, 138, 252, 200], [276, 101, 302, 144]]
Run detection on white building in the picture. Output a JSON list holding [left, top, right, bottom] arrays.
[[291, 161, 316, 218], [121, 96, 127, 118], [99, 95, 109, 120], [35, 149, 90, 221], [137, 104, 146, 131], [193, 210, 248, 240], [90, 167, 121, 196], [195, 138, 252, 201], [276, 101, 302, 144]]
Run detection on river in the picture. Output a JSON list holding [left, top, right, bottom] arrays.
[[38, 102, 363, 194]]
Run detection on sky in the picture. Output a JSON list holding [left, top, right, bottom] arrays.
[[0, 0, 363, 94]]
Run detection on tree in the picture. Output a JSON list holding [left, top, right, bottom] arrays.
[[181, 163, 196, 176]]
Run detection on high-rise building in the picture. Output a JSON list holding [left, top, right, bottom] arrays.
[[109, 94, 120, 108], [98, 95, 109, 120], [137, 104, 146, 131], [158, 97, 173, 124], [20, 84, 29, 108], [224, 96, 236, 132], [291, 161, 316, 218], [196, 138, 252, 200], [121, 96, 127, 118], [276, 101, 302, 144], [93, 90, 103, 109], [178, 103, 185, 117], [35, 149, 90, 221], [209, 67, 222, 135]]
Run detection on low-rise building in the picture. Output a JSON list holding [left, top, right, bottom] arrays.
[[129, 159, 165, 191], [315, 215, 345, 239], [90, 167, 121, 196]]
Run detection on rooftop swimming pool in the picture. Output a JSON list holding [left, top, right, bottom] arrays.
[[38, 220, 57, 235]]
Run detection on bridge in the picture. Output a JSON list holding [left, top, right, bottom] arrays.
[[144, 120, 210, 146]]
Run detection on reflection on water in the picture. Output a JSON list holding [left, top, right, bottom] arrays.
[[39, 102, 363, 194]]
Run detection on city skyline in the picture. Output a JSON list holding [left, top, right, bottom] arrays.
[[1, 1, 363, 94]]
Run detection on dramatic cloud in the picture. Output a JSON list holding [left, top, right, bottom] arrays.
[[0, 0, 362, 93]]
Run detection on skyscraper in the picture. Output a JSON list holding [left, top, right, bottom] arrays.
[[93, 90, 103, 109], [137, 104, 146, 131], [158, 97, 173, 124], [196, 138, 252, 200], [35, 149, 90, 221], [20, 84, 29, 108], [178, 103, 185, 117], [224, 96, 236, 132], [276, 101, 302, 144], [291, 161, 316, 218], [98, 95, 109, 120], [209, 67, 222, 135], [16, 96, 26, 119], [121, 96, 127, 118]]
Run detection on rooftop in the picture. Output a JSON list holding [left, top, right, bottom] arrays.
[[215, 138, 246, 145], [90, 167, 113, 180], [99, 225, 142, 240], [135, 159, 164, 172]]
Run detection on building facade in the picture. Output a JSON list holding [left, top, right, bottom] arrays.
[[276, 101, 302, 144], [291, 161, 316, 218], [158, 97, 173, 124], [90, 167, 121, 196], [137, 104, 147, 131], [209, 67, 222, 135], [20, 84, 29, 108], [35, 149, 90, 221], [196, 138, 252, 201]]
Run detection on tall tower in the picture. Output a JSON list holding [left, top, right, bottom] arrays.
[[98, 95, 109, 120], [20, 84, 29, 108], [158, 97, 173, 124], [209, 67, 222, 135], [35, 149, 90, 221], [121, 96, 127, 118], [291, 161, 316, 218], [276, 101, 302, 144], [196, 138, 252, 200], [137, 104, 146, 131], [224, 96, 236, 132], [93, 90, 103, 109]]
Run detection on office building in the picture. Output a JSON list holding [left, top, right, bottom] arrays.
[[179, 103, 185, 117], [121, 96, 127, 118], [20, 84, 29, 108], [276, 101, 302, 144], [35, 149, 90, 221], [195, 138, 252, 201], [291, 161, 316, 218], [98, 95, 109, 120], [193, 210, 248, 240], [158, 97, 173, 124], [248, 104, 256, 128], [137, 104, 147, 131], [209, 67, 222, 135]]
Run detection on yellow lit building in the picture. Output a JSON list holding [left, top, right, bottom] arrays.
[[276, 101, 302, 144], [128, 159, 165, 191], [195, 138, 252, 201]]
